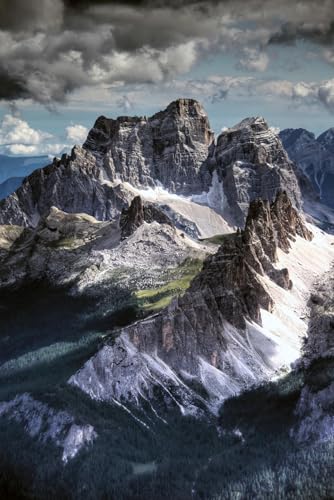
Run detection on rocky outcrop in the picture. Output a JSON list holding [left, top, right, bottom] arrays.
[[0, 205, 208, 299], [208, 117, 302, 226], [84, 98, 214, 194], [292, 270, 334, 443], [120, 195, 172, 239], [0, 104, 304, 233], [0, 146, 133, 228], [0, 393, 97, 463], [70, 192, 312, 412], [0, 99, 214, 229], [280, 127, 334, 208]]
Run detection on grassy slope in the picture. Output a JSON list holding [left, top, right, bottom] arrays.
[[134, 258, 203, 312]]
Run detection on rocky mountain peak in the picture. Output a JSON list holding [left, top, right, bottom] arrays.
[[120, 195, 172, 239], [120, 195, 144, 239], [216, 115, 290, 166], [83, 98, 214, 194], [211, 117, 302, 226], [280, 126, 334, 208], [279, 128, 316, 149], [229, 116, 268, 133], [70, 193, 313, 412], [317, 127, 334, 153]]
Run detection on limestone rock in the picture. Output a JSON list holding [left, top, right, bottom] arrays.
[[84, 98, 214, 194], [292, 270, 334, 443], [209, 117, 302, 226], [0, 146, 133, 228], [70, 193, 312, 412], [120, 195, 172, 239]]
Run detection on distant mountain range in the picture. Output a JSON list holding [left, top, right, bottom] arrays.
[[0, 154, 50, 200], [0, 154, 49, 183], [280, 127, 334, 208], [0, 176, 24, 200]]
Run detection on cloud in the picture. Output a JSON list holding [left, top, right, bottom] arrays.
[[117, 95, 134, 112], [238, 49, 269, 72], [161, 74, 334, 115], [66, 124, 89, 144], [324, 49, 334, 65], [0, 114, 52, 146], [0, 0, 64, 32], [318, 80, 334, 113], [0, 113, 69, 155], [0, 0, 333, 105]]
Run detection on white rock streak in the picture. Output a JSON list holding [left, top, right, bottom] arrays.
[[0, 394, 97, 464]]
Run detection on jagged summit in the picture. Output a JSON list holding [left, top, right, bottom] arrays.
[[83, 97, 214, 194], [0, 99, 303, 231], [119, 195, 172, 239], [209, 115, 302, 226], [0, 146, 133, 227], [317, 127, 334, 153], [70, 192, 312, 413], [228, 116, 268, 132]]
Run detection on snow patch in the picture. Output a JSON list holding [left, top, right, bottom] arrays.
[[122, 181, 232, 239]]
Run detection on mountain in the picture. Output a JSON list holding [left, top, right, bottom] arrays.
[[208, 117, 302, 226], [1, 100, 334, 499], [0, 101, 302, 231], [293, 268, 334, 443], [0, 176, 23, 200], [0, 154, 49, 184], [0, 146, 134, 227], [83, 98, 214, 195], [0, 202, 210, 300], [318, 127, 334, 154], [69, 192, 314, 414], [280, 127, 334, 208]]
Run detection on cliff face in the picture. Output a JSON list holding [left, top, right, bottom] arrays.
[[0, 204, 207, 297], [70, 192, 312, 412], [0, 146, 133, 228], [0, 99, 214, 228], [84, 98, 214, 195], [209, 117, 302, 226], [293, 270, 334, 443], [280, 127, 334, 208], [0, 103, 304, 232], [120, 195, 172, 239]]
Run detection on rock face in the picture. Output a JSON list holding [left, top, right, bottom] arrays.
[[280, 127, 334, 208], [0, 393, 97, 463], [120, 195, 172, 239], [0, 146, 133, 228], [0, 205, 207, 295], [208, 117, 302, 226], [292, 271, 334, 443], [84, 98, 214, 195], [0, 103, 304, 233], [0, 99, 214, 229], [70, 192, 312, 412]]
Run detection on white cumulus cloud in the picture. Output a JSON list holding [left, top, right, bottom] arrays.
[[66, 124, 88, 144], [0, 113, 68, 156]]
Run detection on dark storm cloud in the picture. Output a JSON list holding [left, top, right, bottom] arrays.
[[0, 0, 333, 105], [269, 21, 334, 47], [0, 69, 29, 100]]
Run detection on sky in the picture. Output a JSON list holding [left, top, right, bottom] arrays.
[[0, 0, 334, 156]]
